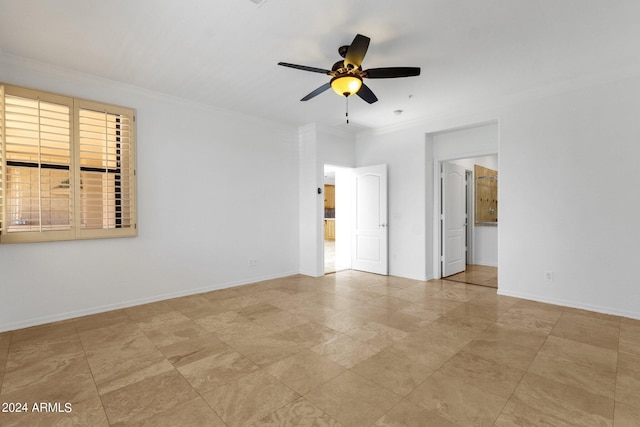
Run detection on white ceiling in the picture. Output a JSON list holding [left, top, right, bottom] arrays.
[[1, 0, 639, 131]]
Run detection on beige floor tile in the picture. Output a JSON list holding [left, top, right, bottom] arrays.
[[214, 321, 276, 344], [136, 311, 211, 347], [551, 312, 620, 350], [166, 294, 220, 319], [442, 301, 506, 322], [528, 352, 616, 399], [237, 302, 281, 320], [124, 301, 175, 322], [227, 334, 306, 367], [75, 309, 130, 333], [365, 295, 414, 310], [371, 310, 429, 333], [433, 284, 486, 302], [100, 369, 199, 425], [431, 311, 494, 334], [397, 304, 443, 321], [539, 335, 618, 373], [305, 371, 402, 427], [0, 396, 109, 427], [274, 321, 342, 348], [351, 346, 434, 396], [254, 397, 344, 426], [343, 302, 391, 321], [408, 371, 508, 426], [174, 346, 260, 393], [389, 341, 455, 371], [388, 283, 448, 301], [344, 320, 408, 348], [195, 310, 253, 332], [437, 350, 525, 399], [158, 332, 228, 366], [463, 338, 540, 374], [373, 400, 457, 427], [80, 326, 169, 394], [510, 373, 614, 426], [476, 323, 548, 350], [311, 334, 381, 368], [494, 400, 576, 427], [616, 351, 640, 409], [302, 291, 363, 311], [405, 296, 461, 315], [313, 311, 368, 333], [9, 320, 76, 346], [619, 321, 640, 356], [126, 397, 226, 427], [496, 304, 562, 335], [5, 332, 84, 369], [399, 322, 478, 357], [614, 401, 640, 427], [1, 350, 97, 404], [265, 349, 346, 395], [253, 310, 310, 334], [202, 370, 299, 426], [2, 270, 630, 427]]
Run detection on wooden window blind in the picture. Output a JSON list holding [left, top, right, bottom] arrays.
[[0, 84, 136, 243]]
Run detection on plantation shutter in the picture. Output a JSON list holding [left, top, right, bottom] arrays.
[[76, 100, 135, 239], [0, 84, 136, 243], [0, 86, 74, 242]]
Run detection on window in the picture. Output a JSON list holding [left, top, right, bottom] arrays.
[[0, 84, 136, 243]]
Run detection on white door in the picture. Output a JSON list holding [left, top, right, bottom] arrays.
[[442, 162, 467, 277], [352, 164, 388, 275]]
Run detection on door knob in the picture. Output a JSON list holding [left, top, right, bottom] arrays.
[[379, 223, 387, 227]]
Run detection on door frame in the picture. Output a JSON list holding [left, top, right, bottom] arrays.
[[433, 152, 498, 279]]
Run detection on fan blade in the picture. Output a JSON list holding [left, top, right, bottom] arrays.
[[365, 67, 421, 79], [278, 62, 331, 74], [301, 82, 332, 101], [344, 34, 370, 69], [356, 83, 378, 104]]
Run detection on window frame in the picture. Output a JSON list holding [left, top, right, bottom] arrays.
[[0, 84, 137, 244]]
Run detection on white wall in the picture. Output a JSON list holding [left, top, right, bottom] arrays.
[[356, 127, 430, 280], [356, 74, 640, 319], [499, 75, 640, 318], [0, 54, 300, 331]]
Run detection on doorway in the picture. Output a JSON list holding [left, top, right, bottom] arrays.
[[323, 165, 351, 274], [440, 155, 498, 288], [322, 163, 389, 276]]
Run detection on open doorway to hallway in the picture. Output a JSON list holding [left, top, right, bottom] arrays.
[[441, 155, 498, 288], [324, 165, 351, 274]]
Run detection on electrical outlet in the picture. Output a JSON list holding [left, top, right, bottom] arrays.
[[248, 258, 258, 267], [545, 271, 554, 282]]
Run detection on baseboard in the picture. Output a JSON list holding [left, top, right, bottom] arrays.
[[497, 289, 640, 321], [473, 260, 498, 267], [0, 270, 299, 333]]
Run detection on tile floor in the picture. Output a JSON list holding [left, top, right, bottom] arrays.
[[445, 264, 498, 288], [0, 270, 639, 426]]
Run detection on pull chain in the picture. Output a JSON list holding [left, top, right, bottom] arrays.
[[345, 96, 349, 124]]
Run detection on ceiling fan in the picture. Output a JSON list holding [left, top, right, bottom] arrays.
[[278, 33, 420, 104]]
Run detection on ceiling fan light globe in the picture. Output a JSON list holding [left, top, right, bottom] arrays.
[[330, 75, 362, 97]]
